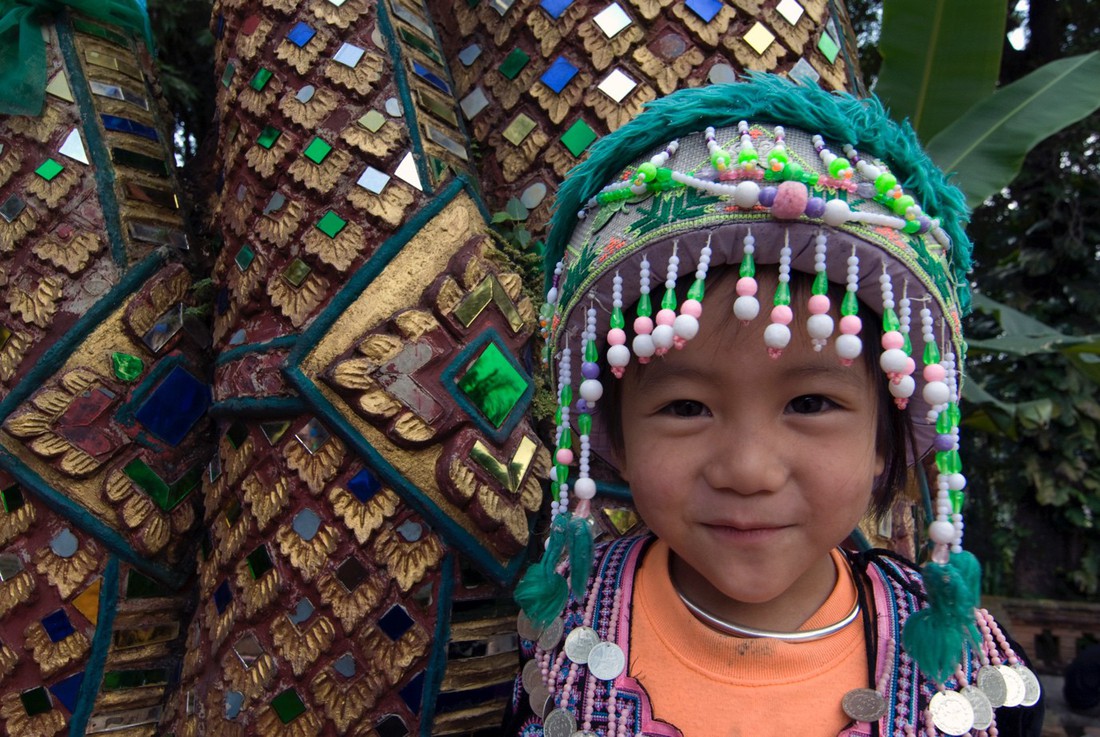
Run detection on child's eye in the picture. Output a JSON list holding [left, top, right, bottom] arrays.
[[786, 395, 835, 414], [660, 400, 710, 418]]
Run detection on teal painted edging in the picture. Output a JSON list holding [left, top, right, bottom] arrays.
[[419, 553, 455, 735], [0, 252, 164, 423], [285, 175, 528, 586], [56, 13, 130, 268], [208, 397, 307, 419], [596, 480, 633, 501], [0, 446, 188, 588], [375, 0, 433, 195], [215, 335, 300, 366], [70, 556, 121, 737]]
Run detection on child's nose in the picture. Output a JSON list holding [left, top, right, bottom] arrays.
[[702, 424, 787, 495]]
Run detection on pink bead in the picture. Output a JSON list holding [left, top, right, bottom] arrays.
[[839, 314, 862, 334], [881, 330, 904, 350], [770, 304, 793, 325], [736, 277, 758, 296], [634, 316, 653, 335], [607, 328, 627, 346], [904, 357, 916, 375], [771, 181, 809, 219], [808, 294, 830, 314], [923, 363, 946, 382], [656, 308, 676, 326], [555, 448, 573, 465], [680, 299, 702, 318]]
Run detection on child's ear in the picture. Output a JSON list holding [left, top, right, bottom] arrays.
[[874, 449, 886, 478]]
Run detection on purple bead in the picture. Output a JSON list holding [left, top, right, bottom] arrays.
[[857, 182, 877, 199], [576, 398, 588, 412], [804, 196, 826, 218], [933, 433, 954, 451], [696, 166, 719, 182], [758, 186, 777, 207], [917, 215, 932, 234], [581, 361, 600, 379]]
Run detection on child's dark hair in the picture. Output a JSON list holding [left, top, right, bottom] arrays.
[[602, 265, 913, 523]]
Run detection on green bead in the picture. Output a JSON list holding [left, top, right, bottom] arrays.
[[923, 342, 941, 366], [687, 279, 705, 301], [596, 192, 612, 205], [610, 308, 625, 329], [555, 464, 568, 484], [785, 162, 803, 181], [111, 352, 144, 382], [540, 302, 555, 318], [768, 149, 788, 165], [774, 281, 791, 306], [883, 308, 900, 332], [903, 219, 921, 234], [949, 489, 966, 514], [711, 150, 731, 170], [661, 289, 677, 311], [947, 402, 961, 425], [936, 411, 954, 434], [578, 413, 593, 435], [561, 386, 573, 405], [585, 341, 598, 363], [637, 293, 652, 317], [841, 291, 859, 316], [636, 162, 657, 182], [935, 450, 961, 474], [903, 333, 912, 355], [554, 407, 562, 425], [828, 158, 851, 178], [738, 149, 758, 163], [656, 167, 672, 183], [812, 271, 829, 296], [892, 194, 916, 216], [558, 428, 572, 449], [875, 172, 897, 194], [740, 253, 755, 278]]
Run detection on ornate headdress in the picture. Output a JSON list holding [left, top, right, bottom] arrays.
[[517, 74, 981, 684]]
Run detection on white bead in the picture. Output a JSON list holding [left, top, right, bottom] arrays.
[[948, 473, 966, 491], [823, 199, 851, 226], [632, 334, 656, 358], [889, 374, 915, 398], [573, 477, 597, 500], [734, 180, 760, 208], [922, 380, 950, 406], [546, 288, 558, 304], [580, 379, 604, 403], [652, 324, 675, 350], [879, 348, 909, 373], [673, 314, 700, 341], [835, 333, 862, 360], [807, 313, 834, 340], [607, 344, 630, 367], [733, 296, 760, 321], [764, 323, 791, 350], [928, 520, 956, 545]]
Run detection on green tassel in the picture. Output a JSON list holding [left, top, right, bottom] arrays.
[[902, 561, 976, 682], [568, 515, 595, 598], [514, 514, 570, 629]]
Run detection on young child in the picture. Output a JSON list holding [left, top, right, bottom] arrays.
[[509, 75, 1045, 737]]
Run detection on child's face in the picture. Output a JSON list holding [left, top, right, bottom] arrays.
[[617, 274, 884, 621]]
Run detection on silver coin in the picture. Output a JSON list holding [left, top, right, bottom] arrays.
[[976, 665, 1007, 708], [1012, 664, 1042, 707], [841, 688, 888, 722], [571, 732, 598, 737], [544, 708, 577, 737], [997, 663, 1026, 707], [537, 617, 565, 651], [929, 691, 975, 736], [961, 686, 994, 731], [517, 611, 542, 642], [586, 641, 626, 681], [522, 659, 543, 693], [564, 626, 600, 665], [528, 684, 551, 717]]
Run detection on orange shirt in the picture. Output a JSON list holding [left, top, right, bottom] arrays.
[[631, 541, 867, 737]]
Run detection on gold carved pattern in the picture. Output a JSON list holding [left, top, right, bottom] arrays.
[[371, 525, 444, 592], [0, 205, 37, 253], [0, 570, 36, 619], [25, 164, 80, 209], [279, 85, 339, 129], [0, 329, 29, 383], [262, 0, 298, 13], [340, 118, 404, 159], [212, 507, 252, 571], [626, 0, 673, 20], [221, 188, 253, 237], [242, 471, 289, 531], [275, 33, 327, 75], [0, 691, 66, 737], [25, 621, 90, 677], [435, 276, 463, 316], [222, 434, 255, 491], [722, 30, 789, 72], [579, 21, 644, 71], [303, 217, 366, 271], [236, 563, 281, 619], [633, 44, 706, 94], [669, 2, 736, 46], [4, 102, 65, 143], [257, 197, 305, 247], [393, 309, 439, 341], [223, 651, 278, 699], [329, 485, 399, 545], [276, 522, 339, 581], [267, 269, 330, 327], [0, 497, 35, 546], [310, 669, 377, 732], [32, 231, 103, 275], [117, 486, 171, 555], [323, 53, 386, 96], [7, 275, 64, 329], [124, 265, 190, 338], [287, 147, 352, 195], [346, 179, 416, 227], [309, 0, 370, 28], [584, 81, 656, 131], [485, 65, 539, 112], [245, 130, 296, 179], [34, 545, 98, 599], [0, 642, 17, 683], [529, 71, 593, 125], [239, 77, 281, 118], [491, 127, 549, 183], [272, 613, 336, 677], [255, 706, 322, 737], [234, 17, 272, 60], [526, 1, 588, 56], [358, 620, 430, 688], [0, 146, 22, 188], [316, 564, 382, 633], [283, 434, 344, 494]]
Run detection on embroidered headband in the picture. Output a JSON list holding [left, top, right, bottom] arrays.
[[518, 74, 982, 685]]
